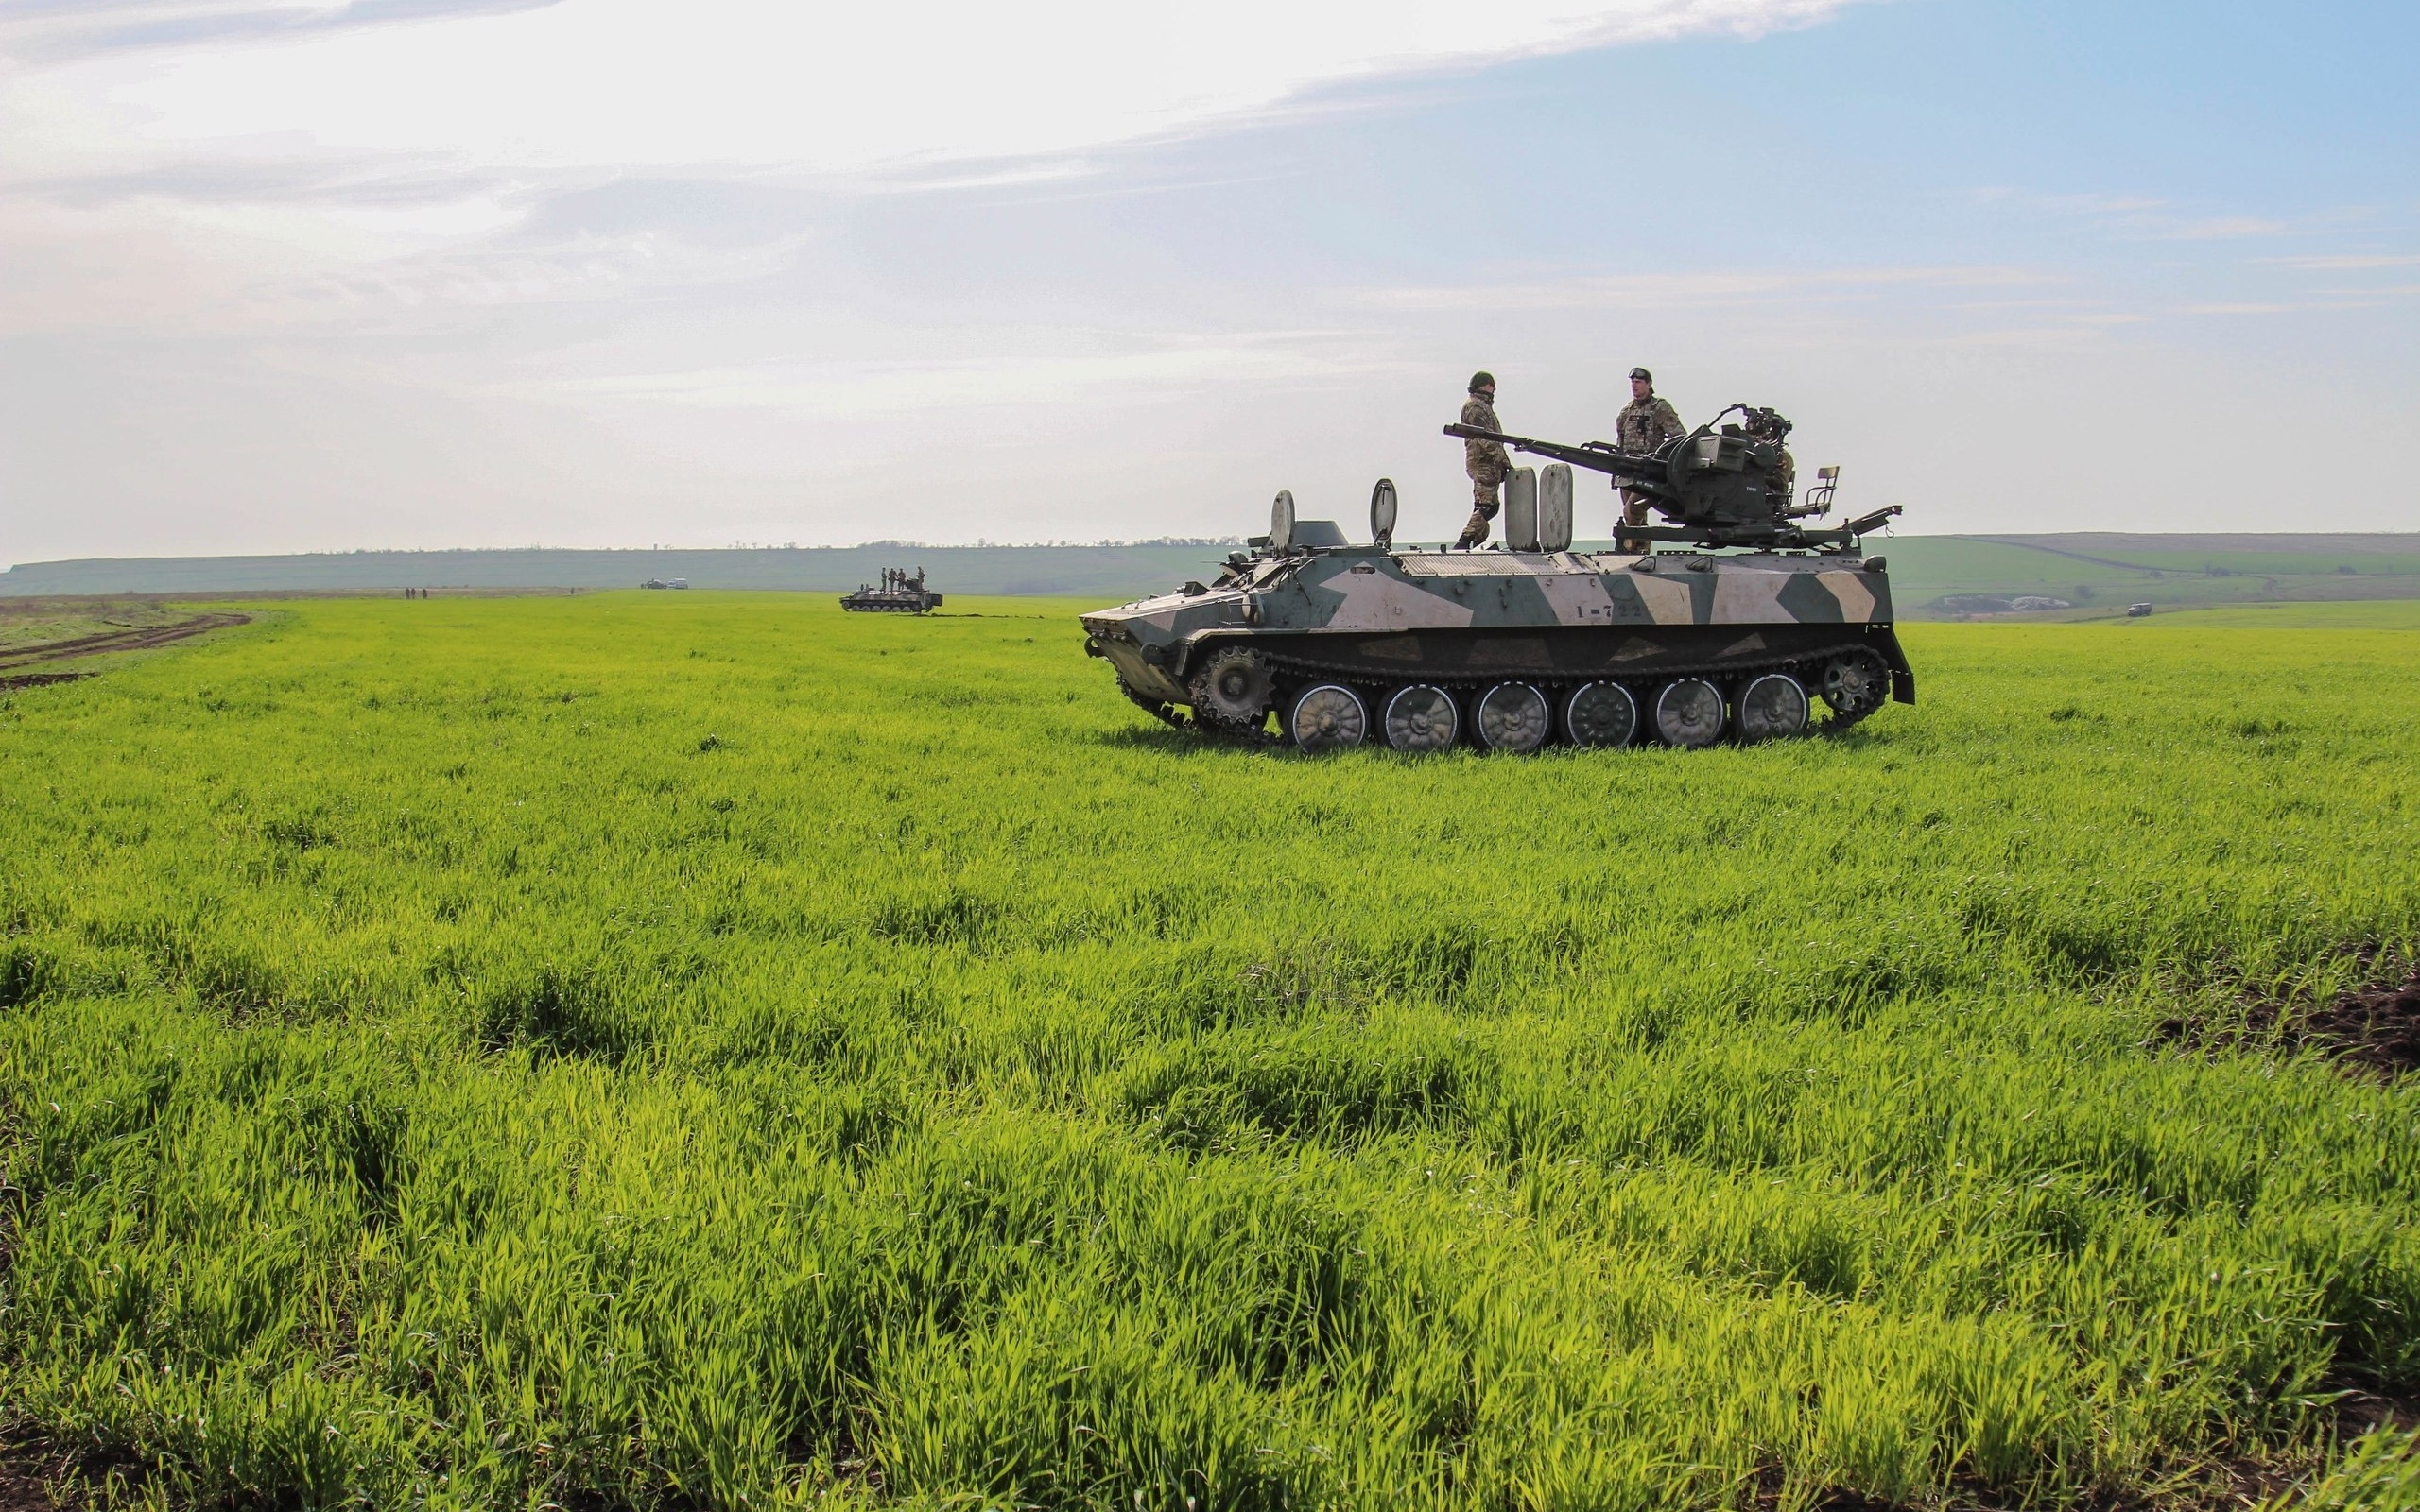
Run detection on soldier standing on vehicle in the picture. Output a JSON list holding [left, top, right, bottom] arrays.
[[1744, 407, 1796, 508], [1615, 367, 1684, 553], [1457, 370, 1510, 550]]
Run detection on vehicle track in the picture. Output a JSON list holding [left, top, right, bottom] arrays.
[[1120, 641, 1884, 748], [0, 612, 249, 675]]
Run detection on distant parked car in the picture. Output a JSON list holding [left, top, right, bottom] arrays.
[[667, 578, 689, 590], [2126, 603, 2153, 617]]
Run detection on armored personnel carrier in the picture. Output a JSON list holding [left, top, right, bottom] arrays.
[[1080, 404, 1912, 752], [841, 567, 942, 615]]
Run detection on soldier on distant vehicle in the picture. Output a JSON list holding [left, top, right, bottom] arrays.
[[1615, 368, 1684, 553], [1457, 370, 1510, 550]]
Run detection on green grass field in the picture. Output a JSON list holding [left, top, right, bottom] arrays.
[[2, 595, 2416, 1510], [2134, 601, 2420, 631]]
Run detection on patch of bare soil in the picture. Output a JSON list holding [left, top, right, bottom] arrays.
[[1737, 1382, 2418, 1509], [2336, 1383, 2420, 1439], [0, 1433, 142, 1512], [0, 673, 91, 693], [0, 613, 248, 677], [2263, 964, 2420, 1076], [2158, 948, 2420, 1078], [0, 1437, 168, 1512], [0, 1441, 61, 1512], [2156, 949, 2420, 1080]]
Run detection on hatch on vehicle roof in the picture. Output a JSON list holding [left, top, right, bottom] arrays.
[[1290, 519, 1348, 548]]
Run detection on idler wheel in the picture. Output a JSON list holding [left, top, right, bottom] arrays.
[[1819, 648, 1890, 726], [1383, 684, 1460, 753], [1736, 672, 1809, 742], [1189, 646, 1273, 732], [1288, 683, 1369, 753], [1652, 678, 1726, 747], [1475, 682, 1551, 753], [1563, 681, 1638, 748]]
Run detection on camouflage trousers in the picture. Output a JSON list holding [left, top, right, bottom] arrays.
[[1458, 475, 1501, 548], [1617, 488, 1652, 554]]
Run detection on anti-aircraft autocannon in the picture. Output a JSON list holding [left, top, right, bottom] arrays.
[[1444, 403, 1900, 550]]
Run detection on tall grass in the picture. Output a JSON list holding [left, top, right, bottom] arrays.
[[1, 593, 2414, 1508]]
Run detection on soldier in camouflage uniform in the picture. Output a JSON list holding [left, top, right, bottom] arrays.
[[1614, 367, 1684, 553], [1745, 407, 1795, 508], [1457, 370, 1510, 550]]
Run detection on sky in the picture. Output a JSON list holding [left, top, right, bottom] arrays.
[[1, 0, 2413, 563]]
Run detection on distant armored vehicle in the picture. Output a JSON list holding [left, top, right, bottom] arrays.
[[641, 577, 690, 590], [841, 567, 942, 615], [1080, 404, 1911, 752], [2127, 602, 2154, 617]]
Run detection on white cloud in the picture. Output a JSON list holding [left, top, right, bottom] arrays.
[[2266, 253, 2420, 270], [1963, 188, 2167, 215], [1966, 187, 2314, 246], [502, 334, 1403, 415], [1355, 265, 2049, 312], [3, 0, 1858, 184], [2150, 215, 2288, 242], [0, 0, 1868, 335]]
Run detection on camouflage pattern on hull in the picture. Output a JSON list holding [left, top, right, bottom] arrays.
[[1080, 544, 1911, 747]]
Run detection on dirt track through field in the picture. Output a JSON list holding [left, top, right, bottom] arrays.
[[0, 612, 248, 679]]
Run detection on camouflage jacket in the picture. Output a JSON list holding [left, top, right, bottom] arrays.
[[1461, 394, 1510, 480], [1617, 394, 1684, 455]]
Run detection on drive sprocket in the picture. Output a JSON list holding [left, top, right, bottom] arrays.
[[1188, 646, 1275, 736]]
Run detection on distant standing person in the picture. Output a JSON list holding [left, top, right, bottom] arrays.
[[1615, 367, 1684, 553], [1457, 370, 1511, 550]]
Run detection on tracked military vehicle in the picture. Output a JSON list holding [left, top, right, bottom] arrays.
[[1080, 404, 1912, 752], [841, 567, 942, 615]]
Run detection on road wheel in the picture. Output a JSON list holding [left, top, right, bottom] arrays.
[[1382, 685, 1460, 752], [1288, 683, 1369, 753], [1652, 678, 1726, 747], [1563, 681, 1638, 748], [1736, 672, 1809, 742], [1475, 682, 1551, 753]]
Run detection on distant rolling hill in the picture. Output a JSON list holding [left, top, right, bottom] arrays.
[[5, 534, 2416, 619], [0, 543, 1242, 602], [1873, 534, 2420, 618]]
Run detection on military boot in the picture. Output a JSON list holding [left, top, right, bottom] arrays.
[[1455, 507, 1492, 550]]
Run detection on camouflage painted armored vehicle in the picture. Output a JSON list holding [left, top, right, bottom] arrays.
[[841, 567, 942, 614], [1080, 404, 1913, 752]]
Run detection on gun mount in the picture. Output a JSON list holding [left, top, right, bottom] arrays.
[[1444, 404, 1899, 550]]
